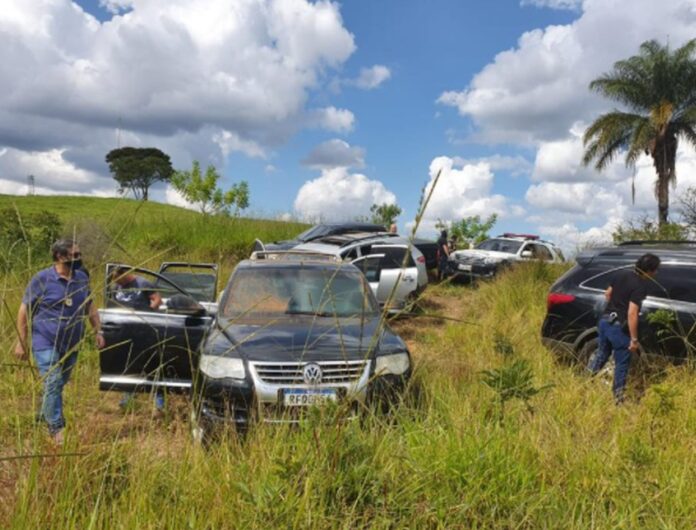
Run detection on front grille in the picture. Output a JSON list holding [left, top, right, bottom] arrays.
[[252, 360, 368, 384]]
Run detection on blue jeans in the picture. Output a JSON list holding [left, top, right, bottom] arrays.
[[588, 318, 632, 399], [33, 348, 78, 434]]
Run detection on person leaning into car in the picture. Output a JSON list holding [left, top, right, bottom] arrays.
[[110, 266, 165, 412], [588, 253, 660, 402], [14, 239, 105, 445], [436, 229, 450, 281]]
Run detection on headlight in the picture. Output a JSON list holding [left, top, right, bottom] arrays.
[[375, 353, 410, 376], [199, 355, 245, 380]]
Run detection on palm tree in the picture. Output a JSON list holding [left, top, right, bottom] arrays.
[[583, 39, 696, 225]]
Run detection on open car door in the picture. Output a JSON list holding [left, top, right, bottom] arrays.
[[352, 245, 417, 307], [99, 264, 213, 393], [157, 262, 218, 314]]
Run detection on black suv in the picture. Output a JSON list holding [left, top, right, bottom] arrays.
[[542, 241, 696, 363], [194, 252, 412, 436]]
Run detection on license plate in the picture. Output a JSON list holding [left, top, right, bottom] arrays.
[[458, 264, 472, 271], [283, 388, 337, 407]]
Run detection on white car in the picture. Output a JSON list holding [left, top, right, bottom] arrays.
[[292, 232, 428, 312], [448, 233, 563, 279]]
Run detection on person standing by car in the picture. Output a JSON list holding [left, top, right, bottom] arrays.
[[14, 239, 104, 444], [436, 229, 450, 281], [110, 267, 165, 412], [587, 253, 660, 403]]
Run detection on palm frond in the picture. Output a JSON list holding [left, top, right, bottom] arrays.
[[625, 117, 654, 167], [582, 112, 643, 169]]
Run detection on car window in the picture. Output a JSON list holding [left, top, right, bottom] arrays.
[[476, 239, 523, 254], [531, 244, 553, 261], [581, 266, 629, 290], [158, 270, 216, 302], [354, 256, 382, 283], [648, 265, 696, 303], [222, 267, 377, 318], [106, 267, 176, 311], [343, 247, 359, 261], [378, 247, 415, 269]]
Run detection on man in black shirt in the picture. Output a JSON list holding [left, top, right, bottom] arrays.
[[588, 253, 660, 402], [436, 229, 450, 281]]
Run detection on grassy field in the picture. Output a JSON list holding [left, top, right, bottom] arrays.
[[1, 197, 695, 528]]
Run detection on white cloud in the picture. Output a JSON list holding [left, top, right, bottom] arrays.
[[520, 0, 582, 10], [454, 154, 533, 177], [302, 139, 365, 169], [99, 0, 134, 14], [0, 0, 356, 199], [306, 107, 356, 133], [415, 156, 524, 235], [437, 0, 696, 144], [525, 143, 696, 252], [0, 147, 115, 194], [293, 167, 396, 222], [350, 65, 391, 90], [531, 123, 631, 183]]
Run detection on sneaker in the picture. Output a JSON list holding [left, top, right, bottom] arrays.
[[154, 393, 165, 412], [51, 429, 65, 446]]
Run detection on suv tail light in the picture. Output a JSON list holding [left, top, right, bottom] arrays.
[[416, 255, 426, 264], [547, 292, 575, 311]]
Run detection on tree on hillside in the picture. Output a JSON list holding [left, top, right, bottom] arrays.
[[171, 161, 249, 216], [106, 147, 174, 201], [582, 39, 696, 226], [437, 214, 497, 248], [370, 202, 402, 227]]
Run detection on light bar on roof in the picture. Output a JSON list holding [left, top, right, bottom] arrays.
[[501, 233, 539, 240]]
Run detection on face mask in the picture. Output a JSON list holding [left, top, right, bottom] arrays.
[[69, 258, 83, 271]]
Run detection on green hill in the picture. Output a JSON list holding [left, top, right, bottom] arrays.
[[0, 194, 308, 269]]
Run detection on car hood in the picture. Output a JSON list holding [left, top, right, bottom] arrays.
[[207, 316, 405, 362], [451, 249, 514, 262]]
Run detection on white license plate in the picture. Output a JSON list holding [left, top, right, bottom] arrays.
[[283, 388, 337, 407], [458, 264, 472, 271]]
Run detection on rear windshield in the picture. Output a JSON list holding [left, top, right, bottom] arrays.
[[222, 267, 378, 318], [296, 225, 330, 242], [475, 239, 523, 254]]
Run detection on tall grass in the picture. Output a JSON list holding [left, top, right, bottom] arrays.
[[1, 197, 695, 528], [2, 260, 696, 528]]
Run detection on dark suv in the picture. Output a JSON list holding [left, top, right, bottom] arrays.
[[542, 241, 696, 364]]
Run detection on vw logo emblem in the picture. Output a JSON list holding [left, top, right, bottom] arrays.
[[303, 363, 323, 385]]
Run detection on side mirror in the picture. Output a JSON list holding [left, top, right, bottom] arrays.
[[521, 250, 533, 258]]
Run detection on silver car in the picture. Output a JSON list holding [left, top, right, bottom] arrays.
[[291, 232, 428, 312]]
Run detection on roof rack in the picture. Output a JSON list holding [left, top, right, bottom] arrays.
[[500, 233, 539, 240], [618, 240, 696, 246], [250, 250, 342, 263]]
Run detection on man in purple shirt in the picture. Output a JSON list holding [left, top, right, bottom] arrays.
[[14, 239, 105, 444]]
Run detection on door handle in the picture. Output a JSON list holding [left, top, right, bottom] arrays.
[[101, 323, 122, 332]]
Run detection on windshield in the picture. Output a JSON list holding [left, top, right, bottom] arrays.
[[296, 225, 330, 242], [222, 267, 378, 318], [475, 239, 523, 254]]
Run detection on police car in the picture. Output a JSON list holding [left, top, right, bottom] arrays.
[[448, 233, 564, 279]]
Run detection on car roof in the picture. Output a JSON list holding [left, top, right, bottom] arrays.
[[577, 242, 696, 265], [295, 235, 415, 253], [482, 236, 558, 247]]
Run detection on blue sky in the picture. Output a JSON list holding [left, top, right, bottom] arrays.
[[2, 0, 696, 249]]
